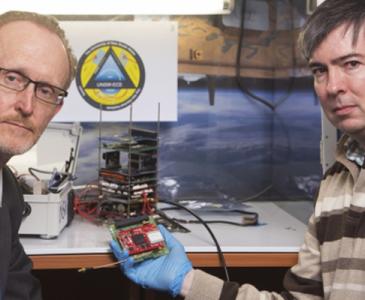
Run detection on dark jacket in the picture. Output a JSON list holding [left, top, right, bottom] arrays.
[[0, 166, 42, 300]]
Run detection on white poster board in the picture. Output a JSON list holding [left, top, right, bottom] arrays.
[[54, 21, 177, 122]]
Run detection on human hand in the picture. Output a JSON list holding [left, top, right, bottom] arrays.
[[110, 224, 192, 297]]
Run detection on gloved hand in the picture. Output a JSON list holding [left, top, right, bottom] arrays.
[[110, 224, 192, 297]]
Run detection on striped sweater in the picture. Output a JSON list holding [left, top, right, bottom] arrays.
[[185, 135, 365, 300]]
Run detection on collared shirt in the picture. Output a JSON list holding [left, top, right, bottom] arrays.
[[345, 138, 365, 167]]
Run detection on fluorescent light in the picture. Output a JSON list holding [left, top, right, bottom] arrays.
[[0, 0, 234, 15]]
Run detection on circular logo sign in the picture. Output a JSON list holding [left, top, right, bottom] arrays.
[[76, 41, 145, 111]]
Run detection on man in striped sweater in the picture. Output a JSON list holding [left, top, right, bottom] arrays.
[[111, 0, 365, 298]]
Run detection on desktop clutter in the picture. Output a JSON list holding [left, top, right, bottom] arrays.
[[9, 121, 260, 266]]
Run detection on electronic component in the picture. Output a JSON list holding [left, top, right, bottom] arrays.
[[100, 127, 158, 218], [102, 151, 121, 169], [109, 215, 169, 262]]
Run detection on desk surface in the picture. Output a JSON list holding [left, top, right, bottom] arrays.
[[22, 202, 309, 269]]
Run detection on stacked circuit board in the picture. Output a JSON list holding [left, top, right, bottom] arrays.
[[99, 127, 158, 218], [109, 215, 168, 262]]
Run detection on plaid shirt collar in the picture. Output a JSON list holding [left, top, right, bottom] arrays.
[[345, 137, 365, 167]]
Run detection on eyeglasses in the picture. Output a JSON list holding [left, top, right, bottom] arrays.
[[0, 67, 68, 105]]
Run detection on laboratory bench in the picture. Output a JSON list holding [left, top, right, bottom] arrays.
[[22, 201, 312, 299], [22, 201, 311, 270]]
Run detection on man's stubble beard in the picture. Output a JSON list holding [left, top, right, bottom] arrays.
[[0, 125, 43, 159], [0, 135, 38, 157]]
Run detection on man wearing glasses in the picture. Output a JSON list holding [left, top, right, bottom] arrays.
[[0, 11, 76, 299]]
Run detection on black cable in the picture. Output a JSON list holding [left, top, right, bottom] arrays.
[[159, 198, 230, 282], [28, 167, 41, 181], [171, 218, 260, 227], [272, 0, 297, 109], [237, 0, 298, 202], [161, 207, 259, 226], [236, 0, 275, 110], [236, 0, 297, 111], [28, 167, 69, 176], [236, 0, 273, 110]]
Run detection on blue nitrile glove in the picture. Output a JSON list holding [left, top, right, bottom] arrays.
[[110, 224, 192, 297]]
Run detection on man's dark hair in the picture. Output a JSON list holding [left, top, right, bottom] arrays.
[[298, 0, 365, 60]]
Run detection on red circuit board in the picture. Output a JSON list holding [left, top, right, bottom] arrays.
[[116, 222, 165, 255]]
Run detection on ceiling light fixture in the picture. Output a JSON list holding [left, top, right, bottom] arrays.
[[0, 0, 234, 15]]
